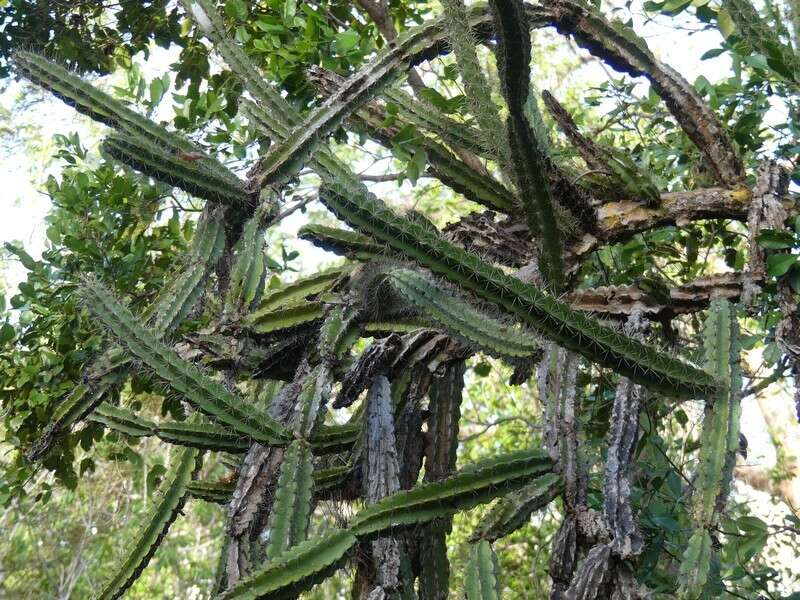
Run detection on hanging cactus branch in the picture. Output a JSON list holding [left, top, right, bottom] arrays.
[[97, 446, 202, 600], [79, 277, 290, 443], [318, 186, 715, 397]]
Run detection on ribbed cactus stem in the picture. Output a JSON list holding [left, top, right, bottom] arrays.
[[464, 540, 501, 600], [80, 277, 290, 443], [439, 0, 512, 176], [149, 205, 227, 336], [389, 268, 540, 359], [318, 185, 714, 398], [489, 0, 564, 288], [679, 299, 742, 599], [225, 203, 271, 315], [97, 446, 202, 600], [103, 133, 248, 205], [13, 50, 243, 192], [263, 440, 315, 560]]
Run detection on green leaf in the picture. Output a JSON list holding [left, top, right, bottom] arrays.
[[767, 253, 797, 277], [717, 7, 736, 39], [0, 322, 14, 344], [333, 30, 360, 54], [757, 230, 796, 249]]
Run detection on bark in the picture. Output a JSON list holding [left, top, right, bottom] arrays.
[[419, 361, 465, 600], [603, 313, 646, 559], [742, 160, 790, 306], [444, 187, 790, 272], [223, 364, 308, 587], [360, 376, 403, 598]]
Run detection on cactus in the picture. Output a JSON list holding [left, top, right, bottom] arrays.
[[251, 266, 350, 315], [13, 0, 774, 596], [154, 421, 254, 453], [439, 0, 512, 174], [464, 541, 501, 600], [187, 480, 237, 504], [694, 299, 742, 528], [245, 15, 462, 190], [221, 447, 552, 599], [470, 472, 563, 542], [103, 133, 249, 205], [290, 365, 332, 439], [226, 205, 271, 315], [544, 0, 745, 187], [26, 207, 224, 461], [149, 205, 227, 336], [306, 68, 515, 213], [89, 402, 156, 438], [349, 448, 553, 537], [263, 440, 315, 560], [318, 186, 714, 398], [13, 50, 245, 196], [419, 363, 464, 600], [97, 446, 201, 600], [381, 86, 492, 157], [423, 141, 516, 212], [90, 400, 360, 455], [247, 301, 326, 334], [563, 543, 613, 600], [298, 224, 386, 260], [219, 529, 358, 600], [541, 90, 660, 205], [389, 268, 540, 359], [678, 299, 742, 599], [678, 530, 713, 600], [80, 277, 290, 443], [604, 312, 647, 559], [489, 0, 565, 288]]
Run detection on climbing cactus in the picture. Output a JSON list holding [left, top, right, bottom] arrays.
[[12, 0, 780, 596], [679, 299, 742, 599], [97, 446, 202, 600]]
